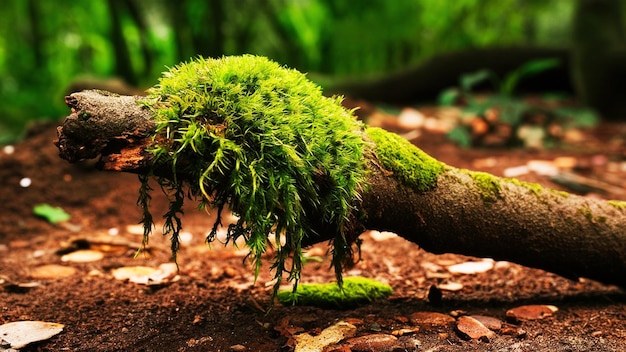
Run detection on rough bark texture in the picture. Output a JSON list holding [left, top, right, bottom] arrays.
[[362, 166, 626, 288], [55, 90, 157, 172], [56, 90, 626, 288]]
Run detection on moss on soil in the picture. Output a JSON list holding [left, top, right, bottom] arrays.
[[277, 276, 393, 309]]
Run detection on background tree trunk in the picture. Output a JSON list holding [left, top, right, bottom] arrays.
[[56, 90, 626, 289], [570, 0, 626, 120]]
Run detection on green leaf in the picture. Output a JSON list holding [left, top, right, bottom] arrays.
[[553, 107, 599, 128], [446, 126, 472, 148], [438, 88, 460, 106], [33, 204, 71, 224], [498, 100, 530, 125], [460, 69, 493, 91], [501, 58, 560, 96]]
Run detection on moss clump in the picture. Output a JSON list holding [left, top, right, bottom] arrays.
[[277, 276, 393, 309], [365, 127, 447, 191], [505, 178, 547, 197], [608, 200, 626, 210], [465, 171, 502, 201], [137, 55, 368, 295]]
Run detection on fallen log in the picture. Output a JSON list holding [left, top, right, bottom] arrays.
[[55, 56, 626, 292]]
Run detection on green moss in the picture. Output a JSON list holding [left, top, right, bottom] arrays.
[[464, 170, 502, 201], [550, 189, 571, 198], [505, 178, 546, 197], [365, 127, 447, 191], [505, 178, 541, 195], [580, 207, 594, 222], [137, 55, 369, 296], [277, 276, 393, 309], [608, 200, 626, 209]]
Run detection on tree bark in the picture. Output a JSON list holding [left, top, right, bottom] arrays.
[[56, 90, 626, 288]]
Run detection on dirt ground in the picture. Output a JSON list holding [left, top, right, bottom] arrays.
[[1, 112, 625, 351]]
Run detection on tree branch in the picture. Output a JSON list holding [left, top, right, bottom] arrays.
[[56, 89, 626, 289]]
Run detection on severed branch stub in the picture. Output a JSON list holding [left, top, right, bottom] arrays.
[[56, 90, 157, 173], [55, 55, 626, 292]]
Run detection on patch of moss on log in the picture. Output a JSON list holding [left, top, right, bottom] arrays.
[[463, 170, 502, 201], [608, 200, 626, 210], [365, 127, 447, 191]]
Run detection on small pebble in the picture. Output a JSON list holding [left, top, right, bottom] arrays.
[[179, 231, 194, 244], [3, 145, 15, 154], [397, 108, 425, 130], [19, 177, 32, 188], [230, 344, 246, 351]]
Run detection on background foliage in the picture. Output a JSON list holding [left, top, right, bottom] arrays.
[[0, 0, 580, 142]]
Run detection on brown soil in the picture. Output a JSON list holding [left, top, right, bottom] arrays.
[[1, 119, 625, 352]]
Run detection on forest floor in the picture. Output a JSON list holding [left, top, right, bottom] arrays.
[[1, 103, 626, 351]]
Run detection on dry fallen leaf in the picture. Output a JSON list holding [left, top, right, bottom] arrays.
[[409, 312, 455, 326], [345, 333, 398, 351], [110, 263, 178, 285], [0, 321, 64, 349], [506, 305, 558, 322], [438, 282, 464, 291], [446, 259, 494, 274], [111, 266, 157, 281], [294, 321, 356, 352], [456, 316, 496, 341], [30, 264, 78, 279], [61, 249, 104, 263]]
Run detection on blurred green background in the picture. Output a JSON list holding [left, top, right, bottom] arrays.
[[1, 0, 624, 143]]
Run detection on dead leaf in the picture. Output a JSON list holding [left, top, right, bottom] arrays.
[[446, 259, 494, 274], [0, 321, 64, 349], [506, 305, 558, 322], [470, 315, 502, 331], [111, 266, 157, 281], [438, 282, 464, 291], [456, 316, 495, 341], [345, 333, 398, 351], [111, 263, 178, 285], [61, 249, 104, 263], [294, 321, 356, 352], [366, 230, 398, 242], [409, 312, 455, 326], [30, 264, 78, 279]]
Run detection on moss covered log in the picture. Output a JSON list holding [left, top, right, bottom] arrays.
[[56, 55, 626, 292]]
